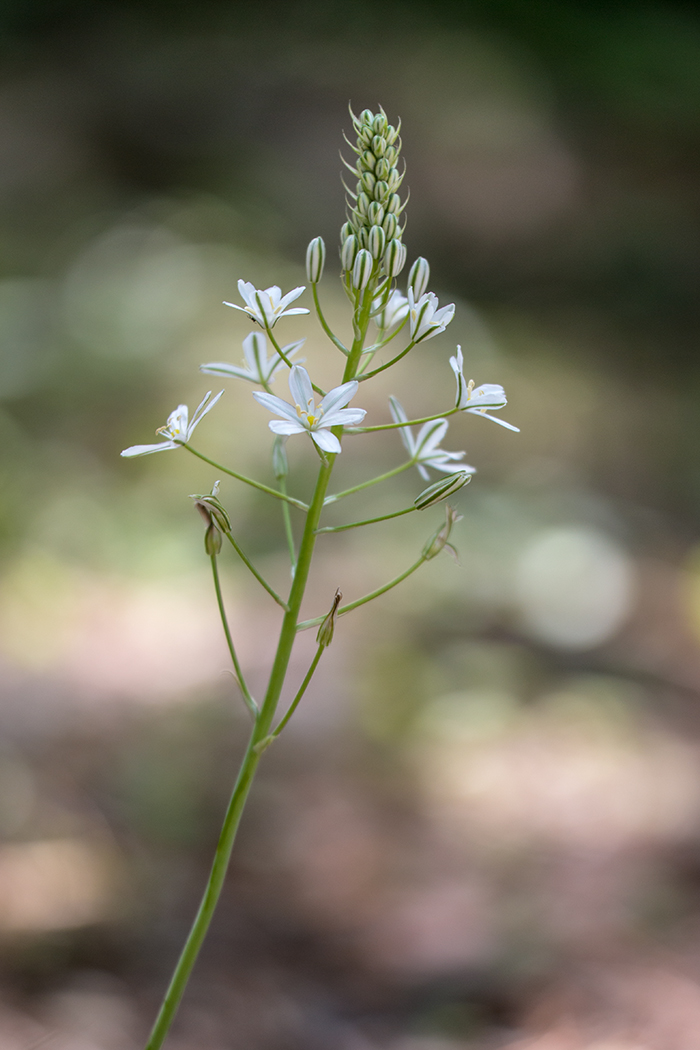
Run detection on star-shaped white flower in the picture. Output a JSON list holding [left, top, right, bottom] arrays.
[[449, 346, 519, 431], [373, 289, 409, 331], [200, 331, 305, 385], [407, 288, 455, 344], [225, 280, 309, 328], [389, 397, 474, 481], [121, 390, 223, 457], [254, 366, 366, 454]]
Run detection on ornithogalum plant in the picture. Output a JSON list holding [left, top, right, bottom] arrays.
[[121, 105, 518, 1050]]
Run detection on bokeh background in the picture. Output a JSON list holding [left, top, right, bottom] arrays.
[[1, 1, 700, 1047]]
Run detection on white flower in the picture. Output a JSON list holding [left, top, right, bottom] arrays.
[[121, 390, 223, 457], [449, 346, 519, 431], [373, 289, 409, 331], [224, 280, 309, 328], [407, 288, 455, 343], [200, 331, 304, 385], [254, 366, 366, 454], [389, 397, 474, 481]]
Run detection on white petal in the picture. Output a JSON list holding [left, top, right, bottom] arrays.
[[277, 286, 306, 310], [319, 380, 358, 416], [269, 420, 306, 435], [189, 390, 224, 434], [322, 406, 367, 427], [389, 396, 414, 455], [311, 428, 342, 454], [200, 362, 254, 380], [466, 409, 520, 431], [253, 390, 301, 423], [288, 366, 314, 411], [120, 440, 178, 457], [414, 419, 448, 457], [279, 307, 310, 316]]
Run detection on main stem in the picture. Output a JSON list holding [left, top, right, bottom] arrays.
[[144, 283, 373, 1050]]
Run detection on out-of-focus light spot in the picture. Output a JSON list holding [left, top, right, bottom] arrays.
[[514, 526, 635, 649], [63, 224, 205, 358], [0, 755, 35, 835], [0, 839, 113, 932], [0, 279, 54, 399]]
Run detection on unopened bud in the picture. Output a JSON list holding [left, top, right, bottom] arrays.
[[356, 191, 371, 216], [373, 112, 387, 134], [368, 201, 384, 225], [340, 221, 354, 243], [305, 236, 326, 283], [340, 234, 359, 271], [373, 180, 389, 202], [272, 436, 288, 480], [414, 471, 471, 510], [374, 158, 390, 181], [191, 482, 232, 534], [317, 588, 342, 648], [204, 522, 222, 556], [383, 239, 407, 278], [382, 213, 398, 239], [352, 248, 373, 290], [422, 505, 463, 561], [361, 150, 376, 172], [408, 257, 430, 299], [372, 135, 386, 157], [361, 171, 376, 194], [386, 193, 401, 215], [368, 225, 386, 259]]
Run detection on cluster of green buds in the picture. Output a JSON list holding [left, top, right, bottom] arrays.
[[191, 481, 232, 556], [340, 106, 407, 291]]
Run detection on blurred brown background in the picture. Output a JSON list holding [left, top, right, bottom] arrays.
[[1, 1, 700, 1047]]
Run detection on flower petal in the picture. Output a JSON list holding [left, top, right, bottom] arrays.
[[200, 362, 254, 380], [120, 440, 178, 457], [319, 380, 359, 416], [466, 409, 520, 431], [414, 419, 448, 457], [322, 407, 367, 427], [189, 390, 224, 434], [268, 420, 306, 435], [311, 428, 342, 454], [288, 366, 314, 411], [253, 391, 301, 423]]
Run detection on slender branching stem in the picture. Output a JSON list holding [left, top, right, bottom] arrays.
[[316, 505, 416, 533], [223, 533, 288, 610], [348, 407, 458, 434], [210, 555, 258, 718], [265, 324, 326, 396], [324, 460, 413, 504], [312, 283, 348, 355], [183, 444, 308, 510], [269, 643, 324, 740], [296, 555, 427, 631], [357, 340, 416, 382]]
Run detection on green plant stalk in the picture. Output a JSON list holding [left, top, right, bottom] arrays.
[[296, 554, 427, 631], [210, 554, 258, 717], [324, 460, 413, 503], [312, 283, 348, 355], [316, 505, 416, 532], [183, 444, 308, 510], [224, 532, 288, 610], [279, 477, 297, 573], [144, 275, 376, 1050]]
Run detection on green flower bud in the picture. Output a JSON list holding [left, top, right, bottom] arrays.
[[305, 236, 326, 283], [359, 108, 374, 125], [340, 221, 354, 242], [414, 471, 471, 510], [357, 191, 371, 217], [361, 150, 376, 172], [373, 180, 389, 202], [368, 201, 384, 225], [368, 225, 386, 259], [316, 588, 342, 648], [191, 482, 232, 534], [374, 158, 390, 181], [408, 257, 431, 299], [373, 112, 387, 134], [372, 135, 386, 157], [383, 239, 406, 277], [340, 234, 359, 271], [386, 169, 402, 192], [361, 171, 376, 195], [272, 435, 288, 480], [386, 193, 401, 215], [422, 505, 462, 561], [204, 522, 222, 556], [352, 248, 373, 290], [382, 213, 398, 239]]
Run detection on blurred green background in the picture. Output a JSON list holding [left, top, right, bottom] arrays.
[[1, 1, 700, 1046]]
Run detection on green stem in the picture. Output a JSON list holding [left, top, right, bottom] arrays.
[[312, 284, 348, 355], [296, 556, 427, 631], [266, 325, 326, 396], [316, 505, 416, 533], [324, 460, 413, 504], [223, 533, 288, 610], [144, 272, 376, 1050], [210, 555, 257, 718], [357, 340, 416, 382], [279, 477, 297, 574], [182, 444, 308, 510], [270, 643, 324, 739], [348, 407, 458, 434]]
